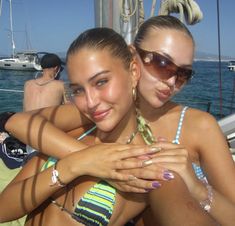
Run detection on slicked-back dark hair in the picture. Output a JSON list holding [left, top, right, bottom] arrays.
[[66, 27, 132, 69], [134, 15, 194, 48]]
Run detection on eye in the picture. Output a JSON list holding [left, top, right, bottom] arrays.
[[96, 79, 108, 87], [70, 86, 84, 96]]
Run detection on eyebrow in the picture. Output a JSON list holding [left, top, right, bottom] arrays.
[[69, 70, 110, 87], [88, 70, 110, 82]]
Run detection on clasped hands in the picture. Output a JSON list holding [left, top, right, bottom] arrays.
[[77, 140, 198, 193]]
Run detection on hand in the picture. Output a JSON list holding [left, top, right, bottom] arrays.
[[146, 141, 201, 196], [74, 143, 160, 181], [107, 163, 166, 193]]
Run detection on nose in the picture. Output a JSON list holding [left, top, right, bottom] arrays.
[[86, 88, 99, 110], [165, 74, 177, 87]]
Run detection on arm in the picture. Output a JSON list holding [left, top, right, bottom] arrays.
[[0, 144, 152, 222], [5, 111, 87, 158], [149, 112, 235, 226], [5, 111, 170, 193], [26, 103, 91, 132]]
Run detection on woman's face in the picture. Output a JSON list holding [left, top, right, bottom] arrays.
[[137, 28, 194, 108], [67, 48, 137, 132]]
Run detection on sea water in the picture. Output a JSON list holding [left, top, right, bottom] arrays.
[[0, 61, 234, 120]]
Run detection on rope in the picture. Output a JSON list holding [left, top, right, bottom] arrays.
[[119, 0, 138, 22], [0, 88, 23, 93], [138, 0, 145, 25], [158, 0, 203, 25], [150, 0, 157, 18]]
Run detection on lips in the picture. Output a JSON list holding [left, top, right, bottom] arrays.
[[156, 89, 171, 100], [91, 109, 111, 121]]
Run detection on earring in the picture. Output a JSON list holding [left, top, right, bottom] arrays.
[[132, 87, 137, 101]]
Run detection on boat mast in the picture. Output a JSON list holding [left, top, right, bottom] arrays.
[[9, 0, 15, 57], [94, 0, 141, 44]]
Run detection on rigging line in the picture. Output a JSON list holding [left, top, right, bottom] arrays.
[[216, 0, 223, 118], [0, 0, 2, 17], [0, 88, 23, 93], [150, 0, 157, 18]]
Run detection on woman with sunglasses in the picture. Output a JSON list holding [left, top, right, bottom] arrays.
[[4, 16, 235, 225], [0, 27, 215, 226]]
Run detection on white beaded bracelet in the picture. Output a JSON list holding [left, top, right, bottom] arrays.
[[200, 182, 213, 212], [50, 162, 66, 187]]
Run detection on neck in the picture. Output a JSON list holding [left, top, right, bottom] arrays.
[[95, 107, 138, 144], [138, 94, 176, 122], [34, 70, 55, 86]]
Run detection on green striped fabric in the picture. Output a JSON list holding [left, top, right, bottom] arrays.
[[73, 180, 116, 226]]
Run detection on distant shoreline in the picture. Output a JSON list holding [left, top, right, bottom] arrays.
[[194, 58, 235, 62]]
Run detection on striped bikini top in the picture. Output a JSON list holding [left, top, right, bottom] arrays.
[[41, 127, 116, 226], [173, 106, 207, 182]]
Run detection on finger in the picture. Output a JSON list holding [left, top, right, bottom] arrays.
[[123, 178, 162, 190], [157, 136, 167, 142], [152, 155, 190, 164], [123, 167, 166, 180], [154, 141, 185, 150], [115, 146, 161, 160], [118, 185, 148, 193], [115, 159, 145, 169]]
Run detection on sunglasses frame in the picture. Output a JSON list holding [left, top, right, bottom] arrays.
[[135, 46, 194, 86]]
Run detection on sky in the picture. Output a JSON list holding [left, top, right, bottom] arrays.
[[0, 0, 234, 58]]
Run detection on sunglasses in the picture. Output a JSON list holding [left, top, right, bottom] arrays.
[[135, 46, 194, 86]]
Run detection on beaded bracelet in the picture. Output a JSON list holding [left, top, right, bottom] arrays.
[[199, 181, 213, 212], [50, 162, 66, 187]]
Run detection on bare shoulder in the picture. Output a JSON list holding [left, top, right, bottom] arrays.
[[52, 80, 64, 85], [184, 107, 219, 131], [24, 79, 34, 87]]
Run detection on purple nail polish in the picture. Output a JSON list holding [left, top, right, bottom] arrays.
[[163, 171, 175, 180], [152, 181, 161, 188]]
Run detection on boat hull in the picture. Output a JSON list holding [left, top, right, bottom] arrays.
[[0, 57, 41, 71]]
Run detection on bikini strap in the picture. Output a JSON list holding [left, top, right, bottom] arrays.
[[77, 125, 97, 141], [172, 106, 188, 144]]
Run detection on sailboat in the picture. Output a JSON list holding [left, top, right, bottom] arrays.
[[0, 0, 41, 71]]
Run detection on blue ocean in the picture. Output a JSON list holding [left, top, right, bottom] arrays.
[[0, 61, 234, 120]]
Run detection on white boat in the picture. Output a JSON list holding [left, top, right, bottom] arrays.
[[227, 61, 235, 71], [0, 0, 42, 71], [0, 51, 41, 71]]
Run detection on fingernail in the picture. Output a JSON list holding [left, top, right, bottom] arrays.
[[152, 181, 161, 188], [128, 175, 137, 181], [142, 159, 153, 166], [149, 147, 161, 153], [163, 171, 175, 180], [138, 155, 151, 160]]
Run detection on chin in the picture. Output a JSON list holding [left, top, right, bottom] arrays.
[[146, 98, 165, 109], [95, 121, 116, 132]]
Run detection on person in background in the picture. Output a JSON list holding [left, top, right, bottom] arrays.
[[23, 53, 67, 111], [0, 54, 65, 226]]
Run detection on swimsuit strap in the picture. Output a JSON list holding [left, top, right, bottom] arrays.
[[77, 125, 97, 141], [172, 106, 188, 144]]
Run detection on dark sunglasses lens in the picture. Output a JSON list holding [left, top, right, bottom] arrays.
[[176, 68, 193, 85], [152, 53, 177, 78]]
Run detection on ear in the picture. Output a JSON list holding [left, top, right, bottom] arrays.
[[129, 59, 140, 88]]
